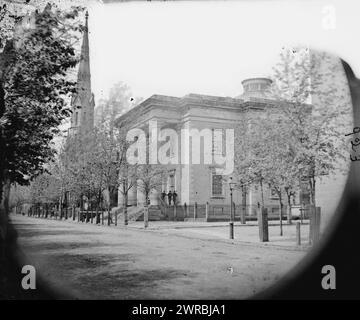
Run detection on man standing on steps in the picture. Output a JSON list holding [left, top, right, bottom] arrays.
[[173, 191, 178, 206], [167, 190, 173, 206], [161, 190, 166, 203]]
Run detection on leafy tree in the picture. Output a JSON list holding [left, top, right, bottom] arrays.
[[258, 117, 299, 234], [29, 170, 60, 217], [269, 48, 352, 206], [94, 83, 142, 225], [9, 184, 31, 214], [57, 132, 101, 221], [0, 1, 84, 247], [234, 113, 270, 208], [136, 162, 168, 227], [95, 81, 142, 127]]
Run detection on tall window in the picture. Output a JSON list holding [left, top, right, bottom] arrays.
[[211, 174, 223, 197], [168, 170, 176, 191], [211, 128, 225, 157]]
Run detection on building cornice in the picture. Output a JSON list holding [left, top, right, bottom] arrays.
[[114, 92, 310, 129]]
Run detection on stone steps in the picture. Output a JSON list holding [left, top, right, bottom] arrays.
[[135, 206, 163, 221], [184, 217, 207, 222]]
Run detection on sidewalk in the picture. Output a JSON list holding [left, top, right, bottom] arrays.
[[126, 221, 312, 250], [160, 224, 311, 251], [124, 219, 309, 230], [20, 214, 311, 251]]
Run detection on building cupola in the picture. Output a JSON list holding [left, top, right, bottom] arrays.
[[239, 77, 272, 99]]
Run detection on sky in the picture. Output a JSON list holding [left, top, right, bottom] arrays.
[[86, 0, 360, 103]]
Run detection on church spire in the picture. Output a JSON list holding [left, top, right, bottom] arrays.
[[69, 11, 95, 136], [77, 11, 91, 89]]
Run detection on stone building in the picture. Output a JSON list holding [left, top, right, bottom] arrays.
[[114, 50, 351, 223], [66, 17, 348, 223], [115, 78, 307, 219]]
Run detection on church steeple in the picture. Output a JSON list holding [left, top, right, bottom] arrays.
[[69, 11, 94, 136], [77, 11, 91, 90]]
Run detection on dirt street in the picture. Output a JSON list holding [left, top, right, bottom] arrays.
[[11, 215, 308, 299]]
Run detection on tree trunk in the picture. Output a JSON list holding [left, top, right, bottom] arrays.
[[0, 178, 11, 258], [90, 200, 94, 224], [278, 191, 283, 236], [114, 203, 117, 227], [309, 177, 316, 206], [96, 190, 101, 224], [144, 190, 149, 228], [259, 179, 265, 207], [95, 205, 99, 224], [0, 85, 5, 207], [286, 192, 292, 225], [107, 205, 111, 226], [144, 204, 149, 228], [107, 186, 111, 226], [123, 192, 128, 226], [86, 199, 90, 223], [59, 196, 63, 220]]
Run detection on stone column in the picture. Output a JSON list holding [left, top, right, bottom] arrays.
[[150, 189, 159, 206], [137, 179, 146, 206]]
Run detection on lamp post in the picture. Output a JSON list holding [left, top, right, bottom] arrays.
[[229, 177, 236, 239]]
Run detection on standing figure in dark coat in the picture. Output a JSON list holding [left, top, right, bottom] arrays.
[[167, 191, 173, 206], [161, 190, 166, 202], [172, 191, 178, 206]]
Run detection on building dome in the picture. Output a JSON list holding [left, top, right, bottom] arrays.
[[238, 77, 272, 99]]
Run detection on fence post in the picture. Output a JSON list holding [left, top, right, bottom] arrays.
[[258, 207, 269, 242], [311, 206, 321, 244], [300, 203, 305, 224], [296, 221, 301, 245], [193, 202, 197, 221], [287, 205, 292, 225], [184, 202, 188, 218], [174, 205, 177, 221], [205, 202, 209, 222], [308, 205, 315, 244], [241, 205, 246, 224]]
